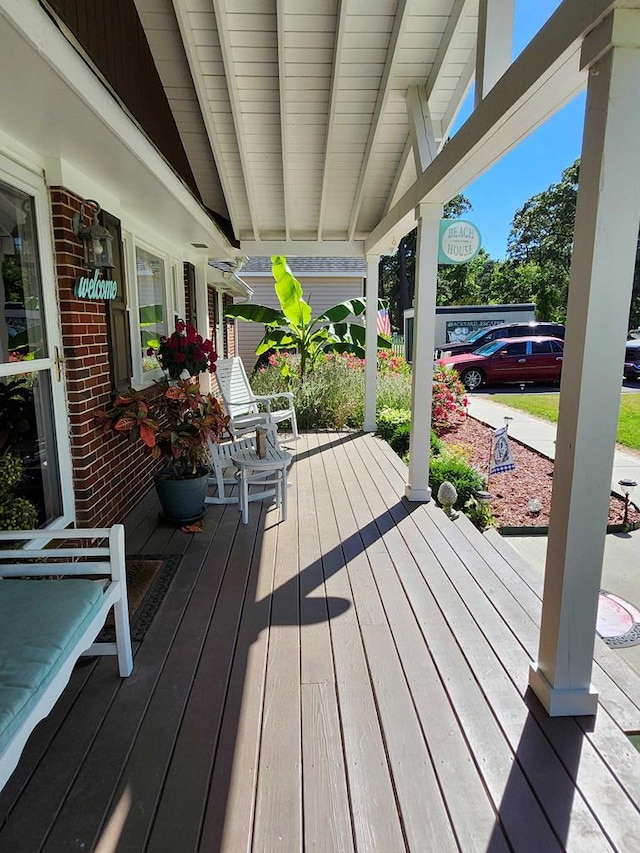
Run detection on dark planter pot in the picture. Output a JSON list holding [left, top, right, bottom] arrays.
[[153, 468, 209, 524]]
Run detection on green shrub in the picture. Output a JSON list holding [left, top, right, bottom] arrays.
[[376, 372, 412, 411], [429, 453, 485, 509], [463, 496, 497, 531], [0, 455, 39, 531], [377, 407, 411, 442], [251, 356, 365, 429], [430, 431, 443, 456], [389, 422, 411, 457]]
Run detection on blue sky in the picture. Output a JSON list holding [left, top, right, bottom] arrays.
[[452, 0, 585, 259]]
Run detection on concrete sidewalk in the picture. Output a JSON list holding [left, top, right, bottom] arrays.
[[468, 394, 640, 499]]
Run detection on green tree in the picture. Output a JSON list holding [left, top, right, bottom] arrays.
[[437, 248, 496, 306], [507, 160, 579, 272], [225, 256, 390, 378]]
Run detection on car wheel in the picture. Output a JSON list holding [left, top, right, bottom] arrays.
[[460, 368, 484, 391]]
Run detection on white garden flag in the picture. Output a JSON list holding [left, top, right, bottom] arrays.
[[489, 426, 516, 475]]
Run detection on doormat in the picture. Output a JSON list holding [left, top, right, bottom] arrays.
[[598, 590, 640, 649], [99, 554, 182, 643]]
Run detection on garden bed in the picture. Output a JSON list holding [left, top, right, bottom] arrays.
[[440, 416, 640, 531]]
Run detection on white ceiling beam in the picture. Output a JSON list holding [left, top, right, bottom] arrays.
[[172, 0, 242, 237], [383, 138, 413, 216], [425, 0, 475, 100], [475, 0, 515, 107], [241, 240, 365, 258], [277, 1, 291, 241], [381, 0, 473, 220], [317, 0, 348, 241], [347, 0, 412, 241], [211, 0, 261, 240], [406, 84, 437, 174], [366, 0, 619, 255], [440, 50, 476, 141]]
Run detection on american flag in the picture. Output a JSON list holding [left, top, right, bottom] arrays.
[[377, 308, 391, 337]]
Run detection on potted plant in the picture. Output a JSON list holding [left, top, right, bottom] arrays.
[[96, 363, 230, 523]]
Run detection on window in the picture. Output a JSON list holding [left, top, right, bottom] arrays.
[[505, 342, 527, 356], [101, 211, 132, 393], [532, 340, 552, 354], [135, 246, 167, 373], [1, 183, 47, 364], [551, 340, 564, 353]]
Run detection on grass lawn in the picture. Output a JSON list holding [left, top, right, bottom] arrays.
[[491, 393, 640, 453]]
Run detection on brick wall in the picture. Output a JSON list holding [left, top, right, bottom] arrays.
[[52, 187, 159, 527]]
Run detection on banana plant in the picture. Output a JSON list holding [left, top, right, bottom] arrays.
[[224, 256, 390, 378]]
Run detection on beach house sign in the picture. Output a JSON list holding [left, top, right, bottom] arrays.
[[438, 220, 482, 264]]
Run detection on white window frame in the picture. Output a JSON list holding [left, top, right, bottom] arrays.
[[124, 232, 175, 389], [0, 153, 75, 528]]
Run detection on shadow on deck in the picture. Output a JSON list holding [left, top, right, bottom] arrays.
[[1, 431, 640, 851]]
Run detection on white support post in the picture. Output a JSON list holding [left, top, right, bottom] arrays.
[[194, 260, 212, 393], [216, 289, 225, 357], [405, 203, 442, 501], [364, 254, 380, 433], [530, 10, 640, 716], [475, 0, 515, 107]]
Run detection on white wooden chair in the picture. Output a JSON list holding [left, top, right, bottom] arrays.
[[206, 425, 285, 510], [214, 356, 299, 440]]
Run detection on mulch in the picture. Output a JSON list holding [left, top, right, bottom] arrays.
[[439, 415, 640, 529]]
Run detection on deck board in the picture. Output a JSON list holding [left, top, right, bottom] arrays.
[[2, 430, 640, 851], [357, 432, 638, 850]]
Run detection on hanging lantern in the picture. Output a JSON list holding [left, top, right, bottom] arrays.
[[72, 199, 114, 269]]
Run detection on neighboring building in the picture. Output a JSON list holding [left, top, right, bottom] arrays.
[[235, 257, 366, 370]]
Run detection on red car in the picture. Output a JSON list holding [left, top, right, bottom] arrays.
[[437, 336, 564, 391]]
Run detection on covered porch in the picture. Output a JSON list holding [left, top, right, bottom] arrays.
[[2, 431, 640, 851]]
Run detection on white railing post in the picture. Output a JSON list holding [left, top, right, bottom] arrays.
[[364, 254, 380, 432]]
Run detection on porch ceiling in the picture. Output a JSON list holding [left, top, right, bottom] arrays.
[[135, 0, 479, 246]]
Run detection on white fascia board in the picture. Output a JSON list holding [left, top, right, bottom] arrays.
[[366, 0, 616, 255], [45, 158, 122, 218], [241, 241, 365, 258], [0, 0, 234, 258]]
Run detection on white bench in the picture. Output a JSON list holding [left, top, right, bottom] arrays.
[[0, 526, 133, 791]]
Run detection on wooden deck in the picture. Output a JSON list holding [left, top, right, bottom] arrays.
[[2, 431, 640, 851]]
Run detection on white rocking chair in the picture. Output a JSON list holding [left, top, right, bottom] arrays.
[[214, 356, 299, 440]]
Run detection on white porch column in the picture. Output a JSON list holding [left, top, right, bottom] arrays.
[[475, 0, 515, 107], [216, 288, 225, 357], [405, 202, 442, 501], [530, 10, 640, 716], [364, 253, 380, 432]]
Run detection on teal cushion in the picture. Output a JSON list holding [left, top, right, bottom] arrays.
[[0, 580, 104, 755]]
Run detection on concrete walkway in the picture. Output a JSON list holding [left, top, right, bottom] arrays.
[[468, 394, 640, 674], [468, 394, 640, 499]]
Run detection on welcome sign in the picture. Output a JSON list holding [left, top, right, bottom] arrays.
[[438, 219, 482, 264], [74, 269, 118, 300]]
